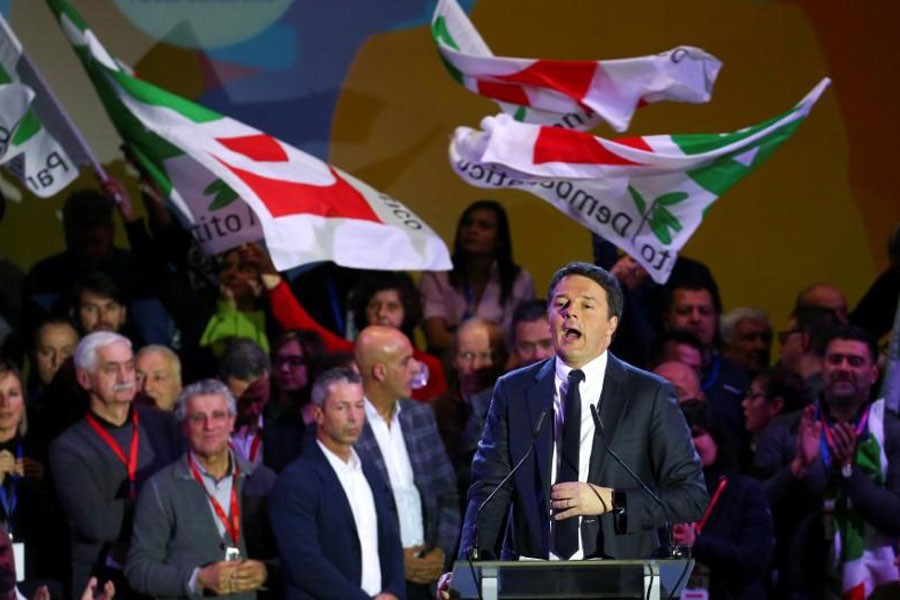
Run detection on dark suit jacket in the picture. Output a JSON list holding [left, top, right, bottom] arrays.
[[355, 398, 460, 563], [268, 438, 405, 600], [459, 353, 708, 560]]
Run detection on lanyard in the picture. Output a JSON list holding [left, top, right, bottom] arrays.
[[695, 476, 728, 534], [188, 454, 241, 546], [230, 429, 262, 463], [248, 432, 261, 463], [819, 404, 870, 470], [85, 410, 140, 497], [0, 442, 22, 534]]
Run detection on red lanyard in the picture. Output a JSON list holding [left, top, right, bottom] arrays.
[[249, 432, 262, 463], [85, 410, 140, 497], [188, 454, 241, 546], [696, 476, 728, 534]]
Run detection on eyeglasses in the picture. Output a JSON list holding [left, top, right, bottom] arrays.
[[186, 410, 231, 425], [776, 329, 801, 345], [457, 351, 494, 363], [274, 355, 307, 367]]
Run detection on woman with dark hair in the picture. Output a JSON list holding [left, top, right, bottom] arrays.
[[348, 272, 423, 342], [270, 329, 325, 426], [673, 400, 774, 600], [246, 245, 449, 402], [419, 200, 535, 353]]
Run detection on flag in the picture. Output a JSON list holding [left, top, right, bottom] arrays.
[[879, 293, 900, 414], [46, 0, 452, 271], [0, 13, 80, 197], [432, 0, 722, 132], [451, 78, 830, 284]]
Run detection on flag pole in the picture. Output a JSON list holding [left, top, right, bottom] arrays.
[[879, 292, 900, 413], [16, 51, 108, 183]]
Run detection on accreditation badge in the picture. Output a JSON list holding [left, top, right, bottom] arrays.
[[13, 541, 24, 582], [224, 546, 242, 562]]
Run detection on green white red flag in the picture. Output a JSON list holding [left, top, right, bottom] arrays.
[[431, 0, 722, 132], [451, 78, 830, 284], [0, 13, 80, 197], [46, 0, 452, 272]]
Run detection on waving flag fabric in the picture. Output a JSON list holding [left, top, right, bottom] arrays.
[[46, 0, 451, 271], [0, 13, 80, 197], [451, 78, 830, 284], [431, 0, 722, 132]]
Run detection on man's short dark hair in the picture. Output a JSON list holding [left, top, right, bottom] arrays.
[[310, 366, 363, 408], [62, 189, 113, 232], [73, 271, 125, 306], [219, 338, 270, 381], [547, 262, 623, 320], [512, 299, 547, 329], [824, 325, 878, 364]]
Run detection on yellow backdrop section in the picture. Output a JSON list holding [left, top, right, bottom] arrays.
[[331, 0, 880, 329]]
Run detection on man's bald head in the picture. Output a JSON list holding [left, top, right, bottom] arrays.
[[354, 326, 418, 403], [653, 360, 702, 404], [354, 325, 411, 372]]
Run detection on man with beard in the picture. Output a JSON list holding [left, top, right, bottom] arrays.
[[754, 326, 900, 597], [49, 332, 181, 597]]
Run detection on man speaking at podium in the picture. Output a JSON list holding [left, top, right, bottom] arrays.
[[442, 262, 707, 594]]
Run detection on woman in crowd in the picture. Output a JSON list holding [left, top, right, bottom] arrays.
[[250, 244, 448, 402], [0, 360, 63, 597], [741, 366, 805, 469], [419, 200, 535, 354], [673, 399, 774, 600], [270, 329, 325, 426]]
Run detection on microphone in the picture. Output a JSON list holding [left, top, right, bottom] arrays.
[[589, 403, 679, 558], [469, 408, 549, 561]]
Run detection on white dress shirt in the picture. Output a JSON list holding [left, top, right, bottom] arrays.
[[364, 398, 425, 548], [549, 351, 608, 560], [317, 440, 382, 596]]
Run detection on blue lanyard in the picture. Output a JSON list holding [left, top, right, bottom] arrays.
[[817, 404, 870, 471], [0, 442, 23, 536], [701, 354, 721, 393]]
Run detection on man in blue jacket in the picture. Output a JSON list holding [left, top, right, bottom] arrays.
[[269, 367, 405, 600]]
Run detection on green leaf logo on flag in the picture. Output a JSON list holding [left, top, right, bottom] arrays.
[[628, 186, 686, 245], [204, 178, 239, 211]]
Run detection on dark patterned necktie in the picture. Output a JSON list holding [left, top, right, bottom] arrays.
[[553, 368, 585, 559]]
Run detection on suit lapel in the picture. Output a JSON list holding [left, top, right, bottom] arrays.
[[356, 422, 390, 488], [526, 360, 556, 517], [588, 354, 629, 484]]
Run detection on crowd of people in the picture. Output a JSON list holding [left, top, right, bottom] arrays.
[[0, 169, 898, 600]]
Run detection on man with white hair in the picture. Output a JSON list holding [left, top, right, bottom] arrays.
[[135, 345, 182, 411], [49, 331, 181, 598], [126, 379, 275, 599], [721, 307, 772, 379]]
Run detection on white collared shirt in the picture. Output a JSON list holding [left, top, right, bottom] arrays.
[[317, 440, 381, 596], [549, 351, 608, 560], [364, 398, 425, 548], [230, 415, 264, 466]]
